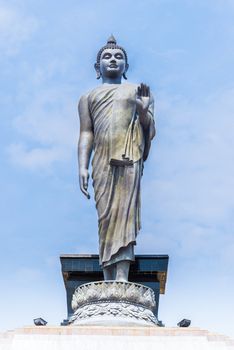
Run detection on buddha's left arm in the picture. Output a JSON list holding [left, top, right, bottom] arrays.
[[145, 95, 156, 140], [142, 95, 156, 161]]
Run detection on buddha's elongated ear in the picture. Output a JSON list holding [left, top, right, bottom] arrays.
[[94, 63, 101, 79], [123, 63, 129, 80]]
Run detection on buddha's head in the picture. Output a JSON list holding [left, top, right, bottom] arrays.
[[94, 35, 129, 80]]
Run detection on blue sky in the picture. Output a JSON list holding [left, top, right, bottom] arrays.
[[1, 0, 234, 338]]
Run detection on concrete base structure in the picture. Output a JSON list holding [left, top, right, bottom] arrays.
[[1, 326, 234, 350], [60, 254, 169, 322]]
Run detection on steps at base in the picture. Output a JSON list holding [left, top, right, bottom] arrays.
[[1, 326, 233, 350]]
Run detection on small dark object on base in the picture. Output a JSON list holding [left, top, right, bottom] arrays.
[[177, 319, 191, 327], [33, 318, 47, 326], [61, 319, 70, 326]]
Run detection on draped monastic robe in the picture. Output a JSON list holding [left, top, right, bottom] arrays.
[[86, 83, 155, 266]]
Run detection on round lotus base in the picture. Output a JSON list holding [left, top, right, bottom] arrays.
[[69, 281, 159, 326]]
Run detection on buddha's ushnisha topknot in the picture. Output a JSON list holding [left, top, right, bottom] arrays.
[[107, 34, 117, 45]]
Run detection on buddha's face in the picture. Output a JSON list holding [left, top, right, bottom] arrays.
[[99, 48, 127, 79]]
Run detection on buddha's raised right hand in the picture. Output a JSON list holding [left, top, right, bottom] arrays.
[[136, 83, 151, 129], [79, 168, 90, 199]]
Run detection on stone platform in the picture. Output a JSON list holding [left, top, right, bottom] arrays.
[[1, 326, 234, 350]]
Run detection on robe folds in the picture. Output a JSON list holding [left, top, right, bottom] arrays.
[[87, 83, 155, 266]]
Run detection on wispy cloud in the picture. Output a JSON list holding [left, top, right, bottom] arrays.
[[7, 87, 77, 170], [7, 143, 67, 171], [140, 88, 234, 260], [0, 3, 37, 56]]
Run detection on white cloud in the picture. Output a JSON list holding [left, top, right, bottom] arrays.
[[14, 88, 77, 147], [140, 88, 234, 260], [0, 3, 37, 55], [7, 143, 67, 171], [7, 87, 78, 170]]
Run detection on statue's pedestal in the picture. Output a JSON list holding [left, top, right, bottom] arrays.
[[69, 281, 158, 326], [60, 254, 169, 325]]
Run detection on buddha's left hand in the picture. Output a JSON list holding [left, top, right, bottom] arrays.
[[136, 83, 151, 128]]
